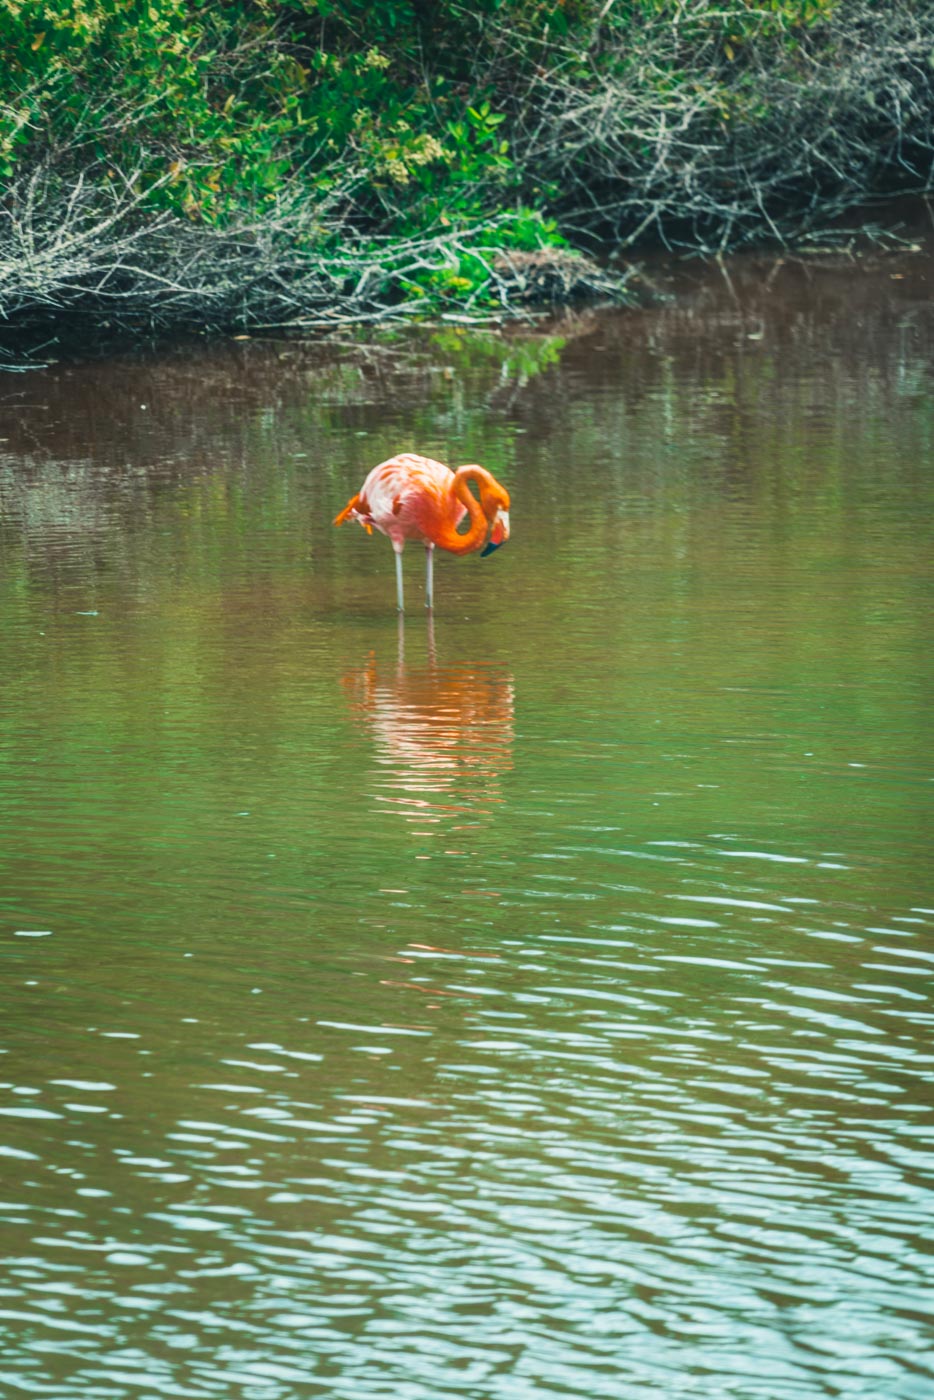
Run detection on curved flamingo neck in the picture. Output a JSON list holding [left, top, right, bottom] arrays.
[[436, 466, 493, 555]]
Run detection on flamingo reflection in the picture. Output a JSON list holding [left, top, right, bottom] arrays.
[[343, 616, 514, 829]]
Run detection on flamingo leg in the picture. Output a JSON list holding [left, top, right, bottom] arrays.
[[394, 544, 404, 612], [425, 543, 434, 611]]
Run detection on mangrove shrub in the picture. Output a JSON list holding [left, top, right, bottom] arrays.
[[0, 0, 931, 337]]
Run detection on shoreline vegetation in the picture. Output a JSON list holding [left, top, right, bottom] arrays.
[[1, 0, 932, 360]]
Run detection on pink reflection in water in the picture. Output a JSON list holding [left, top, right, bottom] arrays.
[[343, 620, 514, 830]]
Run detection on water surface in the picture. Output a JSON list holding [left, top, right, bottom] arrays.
[[1, 247, 933, 1398]]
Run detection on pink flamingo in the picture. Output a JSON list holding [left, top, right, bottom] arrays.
[[334, 453, 510, 611]]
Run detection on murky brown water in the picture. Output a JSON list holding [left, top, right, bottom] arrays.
[[1, 244, 933, 1398]]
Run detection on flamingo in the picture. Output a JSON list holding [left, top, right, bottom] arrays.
[[333, 453, 510, 611]]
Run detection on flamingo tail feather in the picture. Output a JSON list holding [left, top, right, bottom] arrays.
[[334, 494, 361, 527]]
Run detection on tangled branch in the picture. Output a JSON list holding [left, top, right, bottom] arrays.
[[0, 161, 631, 348], [1, 0, 931, 350], [504, 0, 934, 249]]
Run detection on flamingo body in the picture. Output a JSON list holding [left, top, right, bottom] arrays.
[[334, 453, 510, 610], [346, 454, 467, 551]]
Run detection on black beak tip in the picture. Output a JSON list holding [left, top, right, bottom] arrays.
[[481, 540, 503, 558]]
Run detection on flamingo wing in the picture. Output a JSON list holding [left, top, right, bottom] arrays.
[[359, 454, 464, 545]]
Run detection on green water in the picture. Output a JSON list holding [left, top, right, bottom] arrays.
[[1, 251, 932, 1398]]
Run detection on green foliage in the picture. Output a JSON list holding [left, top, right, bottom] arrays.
[[0, 0, 528, 226], [1, 1, 843, 214], [393, 210, 564, 308], [2, 0, 930, 330]]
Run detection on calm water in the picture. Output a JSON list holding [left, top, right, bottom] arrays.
[[1, 248, 932, 1398]]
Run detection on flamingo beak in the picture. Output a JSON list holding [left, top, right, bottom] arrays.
[[481, 510, 510, 558]]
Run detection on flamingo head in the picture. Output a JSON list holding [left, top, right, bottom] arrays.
[[478, 479, 511, 558]]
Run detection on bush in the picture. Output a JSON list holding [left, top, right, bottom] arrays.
[[505, 0, 934, 249], [0, 0, 931, 340]]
